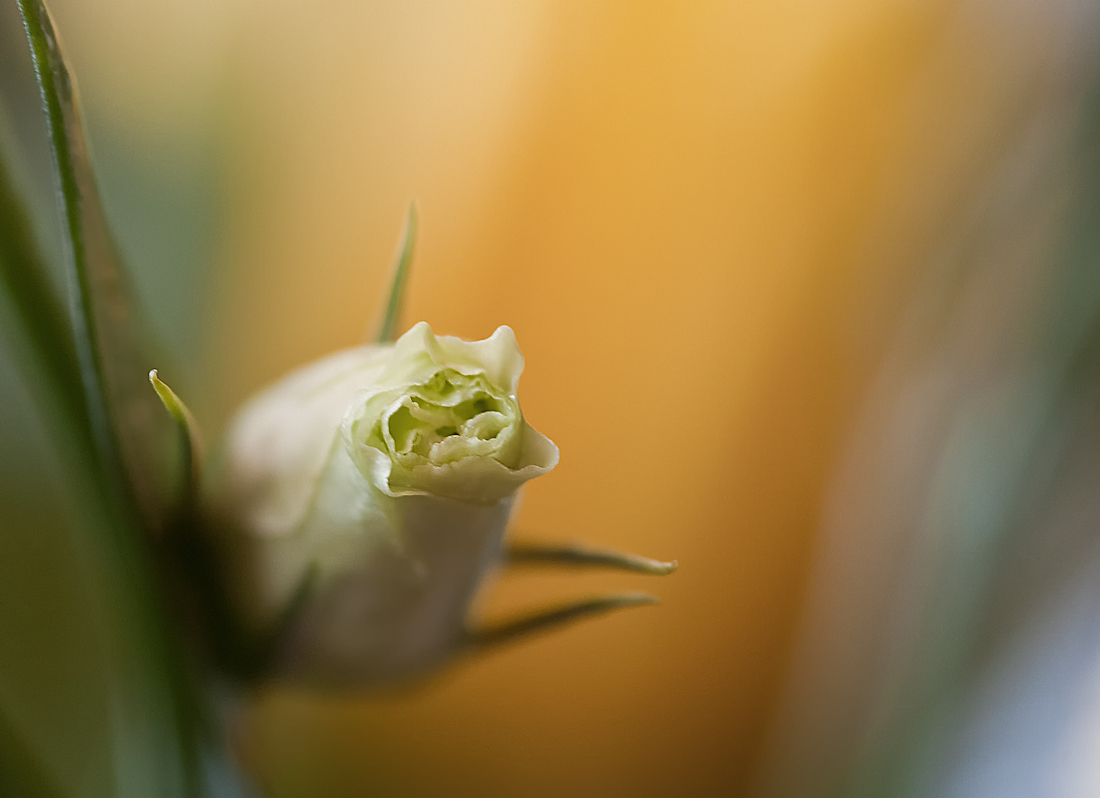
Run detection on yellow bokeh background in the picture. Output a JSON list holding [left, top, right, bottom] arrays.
[[46, 0, 1064, 794]]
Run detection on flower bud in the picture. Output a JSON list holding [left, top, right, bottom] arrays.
[[203, 322, 558, 687]]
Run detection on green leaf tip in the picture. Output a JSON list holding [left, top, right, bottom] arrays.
[[149, 369, 201, 496], [375, 202, 418, 344], [508, 541, 679, 575], [465, 592, 660, 653], [149, 370, 193, 430]]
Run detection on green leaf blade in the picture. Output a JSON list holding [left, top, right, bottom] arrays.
[[18, 0, 175, 532], [0, 150, 86, 438], [12, 5, 240, 797]]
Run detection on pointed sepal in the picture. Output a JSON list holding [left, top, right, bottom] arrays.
[[465, 593, 659, 653], [508, 541, 679, 575]]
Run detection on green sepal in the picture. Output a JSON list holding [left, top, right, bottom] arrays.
[[508, 541, 679, 575], [465, 592, 659, 652]]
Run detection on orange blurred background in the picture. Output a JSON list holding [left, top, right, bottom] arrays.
[[40, 1, 1088, 795]]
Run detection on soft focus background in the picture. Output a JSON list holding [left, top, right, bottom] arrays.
[[5, 0, 1100, 796]]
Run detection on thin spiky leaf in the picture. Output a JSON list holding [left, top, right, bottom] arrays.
[[508, 541, 679, 575], [375, 202, 417, 343], [466, 593, 659, 652]]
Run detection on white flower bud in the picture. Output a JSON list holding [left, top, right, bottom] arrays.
[[203, 322, 558, 687]]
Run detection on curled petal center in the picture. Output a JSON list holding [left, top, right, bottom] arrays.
[[369, 369, 518, 468]]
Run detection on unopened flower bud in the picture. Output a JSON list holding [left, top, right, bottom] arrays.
[[203, 322, 557, 687]]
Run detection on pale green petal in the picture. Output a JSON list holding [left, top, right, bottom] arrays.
[[274, 494, 516, 687], [228, 441, 394, 631], [380, 322, 525, 394], [345, 419, 557, 505], [342, 364, 558, 504], [432, 324, 524, 395], [518, 423, 560, 473], [205, 345, 389, 539], [388, 451, 553, 504]]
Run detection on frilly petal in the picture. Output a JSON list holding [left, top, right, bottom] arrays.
[[343, 401, 559, 505], [382, 322, 525, 393]]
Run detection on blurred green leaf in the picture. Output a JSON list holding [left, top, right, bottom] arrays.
[[4, 3, 247, 797], [0, 148, 85, 440], [0, 706, 63, 798], [0, 330, 200, 798], [17, 0, 176, 532]]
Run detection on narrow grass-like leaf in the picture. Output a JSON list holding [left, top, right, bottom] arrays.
[[375, 202, 417, 343], [18, 0, 174, 531], [508, 541, 679, 575], [149, 369, 201, 507], [0, 159, 206, 798], [466, 593, 659, 652]]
